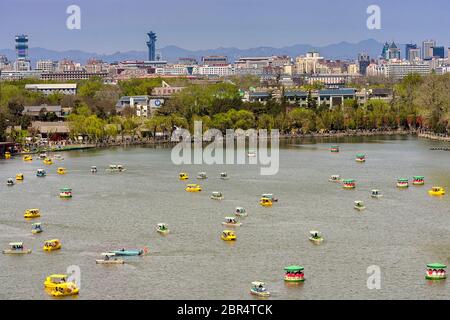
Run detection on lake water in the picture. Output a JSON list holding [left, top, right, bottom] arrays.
[[0, 135, 449, 300]]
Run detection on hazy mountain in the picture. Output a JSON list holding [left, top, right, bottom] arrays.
[[0, 39, 390, 65]]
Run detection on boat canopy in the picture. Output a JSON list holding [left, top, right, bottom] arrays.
[[343, 179, 355, 183], [60, 188, 72, 191], [397, 178, 408, 182], [197, 172, 206, 176], [32, 222, 41, 226], [225, 217, 236, 222], [9, 242, 23, 247], [37, 169, 45, 172], [223, 230, 235, 235], [431, 187, 443, 191], [331, 145, 339, 148], [355, 200, 364, 205], [101, 252, 116, 257], [187, 184, 200, 187], [236, 207, 245, 212], [262, 193, 274, 198], [27, 209, 40, 213], [251, 281, 265, 286], [356, 153, 365, 157], [372, 189, 379, 193], [91, 166, 97, 169], [220, 172, 227, 176], [44, 239, 60, 244], [212, 192, 223, 196], [427, 263, 447, 269], [49, 274, 68, 279], [310, 231, 321, 236], [413, 176, 424, 179], [284, 265, 304, 272], [331, 175, 340, 178]]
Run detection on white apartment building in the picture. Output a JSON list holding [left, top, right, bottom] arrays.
[[193, 65, 235, 76], [295, 52, 324, 74], [36, 60, 56, 72], [155, 64, 189, 76], [25, 83, 78, 95], [385, 62, 431, 79]]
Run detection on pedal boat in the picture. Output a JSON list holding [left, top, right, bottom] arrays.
[[329, 175, 341, 182], [221, 230, 236, 241], [354, 200, 366, 211], [428, 186, 445, 196], [412, 176, 425, 186], [7, 178, 14, 186], [250, 281, 270, 297], [185, 184, 201, 192], [284, 266, 305, 282], [260, 197, 273, 207], [371, 189, 383, 198], [157, 223, 170, 235], [24, 208, 41, 219], [32, 222, 43, 234], [330, 145, 339, 153], [355, 153, 366, 162], [59, 188, 72, 198], [425, 263, 447, 280], [49, 283, 79, 297], [196, 172, 207, 179], [57, 167, 66, 175], [342, 179, 356, 189], [3, 242, 31, 254], [16, 173, 24, 181], [43, 158, 53, 165], [36, 169, 46, 177], [235, 207, 247, 217], [179, 172, 189, 180], [220, 172, 229, 180], [23, 155, 32, 161], [222, 217, 242, 227], [397, 178, 409, 188], [309, 231, 324, 244], [211, 191, 224, 200], [96, 252, 124, 264], [44, 274, 70, 289], [43, 239, 61, 251]]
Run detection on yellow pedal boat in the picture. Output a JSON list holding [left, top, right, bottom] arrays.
[[24, 208, 40, 219], [260, 197, 273, 207], [16, 173, 24, 181], [43, 158, 53, 165], [428, 187, 445, 196], [49, 282, 79, 297], [221, 230, 236, 241], [43, 239, 61, 251], [179, 172, 189, 180], [23, 155, 32, 161], [185, 184, 201, 192], [57, 167, 66, 175]]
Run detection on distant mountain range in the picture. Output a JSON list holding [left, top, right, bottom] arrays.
[[0, 39, 399, 65]]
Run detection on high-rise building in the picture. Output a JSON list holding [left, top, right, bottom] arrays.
[[146, 31, 157, 61], [357, 53, 370, 75], [422, 40, 436, 60], [380, 42, 390, 60], [36, 60, 57, 72], [432, 46, 445, 59], [15, 34, 29, 60], [387, 42, 401, 60], [14, 34, 31, 71], [408, 48, 421, 62], [202, 56, 228, 66], [405, 43, 418, 61]]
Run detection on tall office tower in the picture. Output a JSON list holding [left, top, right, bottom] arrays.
[[405, 43, 418, 61], [146, 31, 157, 61], [357, 53, 370, 75], [408, 48, 421, 62], [380, 42, 390, 60], [14, 34, 31, 71], [422, 40, 436, 60], [387, 42, 401, 60], [432, 46, 445, 59]]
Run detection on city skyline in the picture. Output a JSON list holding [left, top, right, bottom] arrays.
[[1, 0, 450, 54]]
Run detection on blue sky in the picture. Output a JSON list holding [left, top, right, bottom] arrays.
[[1, 0, 449, 53]]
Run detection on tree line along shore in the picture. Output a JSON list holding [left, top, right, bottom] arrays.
[[0, 73, 449, 146]]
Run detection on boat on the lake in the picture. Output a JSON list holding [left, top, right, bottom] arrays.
[[36, 169, 46, 177], [43, 158, 53, 165], [110, 248, 146, 256], [211, 191, 224, 200], [44, 274, 70, 288], [57, 167, 66, 175], [179, 172, 189, 180], [222, 217, 242, 227], [262, 193, 278, 202], [185, 184, 202, 192], [220, 172, 229, 180], [23, 155, 32, 161], [3, 242, 31, 254], [284, 266, 305, 282], [260, 197, 273, 207], [59, 188, 72, 198], [96, 252, 124, 264], [354, 200, 365, 211], [157, 223, 170, 235], [235, 207, 247, 217], [196, 172, 207, 179], [5, 151, 11, 159], [43, 239, 61, 251], [16, 173, 24, 181], [221, 230, 236, 241], [31, 222, 43, 234], [24, 208, 40, 219], [342, 179, 356, 189], [91, 166, 97, 173], [330, 145, 339, 153], [309, 231, 324, 244], [412, 176, 425, 185], [425, 263, 447, 280], [428, 186, 445, 196], [247, 150, 257, 157], [250, 281, 270, 297], [371, 189, 383, 198], [106, 164, 126, 172], [329, 175, 341, 182], [7, 178, 14, 186], [49, 282, 79, 297], [54, 154, 64, 160], [397, 178, 409, 188], [39, 153, 47, 160], [355, 153, 366, 162]]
